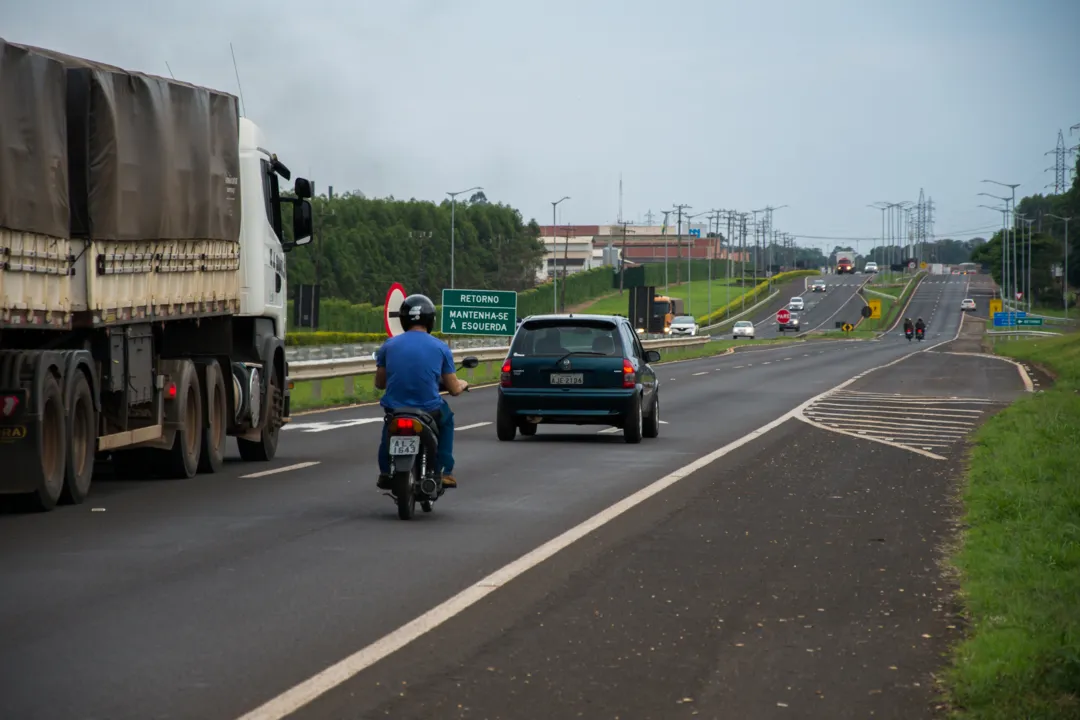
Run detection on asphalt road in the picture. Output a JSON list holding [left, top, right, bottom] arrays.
[[306, 350, 1024, 720], [0, 273, 995, 720], [747, 272, 868, 339]]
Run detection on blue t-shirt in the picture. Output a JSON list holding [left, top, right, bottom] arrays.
[[376, 331, 455, 411]]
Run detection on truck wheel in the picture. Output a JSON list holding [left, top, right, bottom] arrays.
[[61, 371, 96, 504], [164, 364, 203, 478], [197, 361, 227, 474], [237, 370, 281, 462], [32, 373, 67, 511]]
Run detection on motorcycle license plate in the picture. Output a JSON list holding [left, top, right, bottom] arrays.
[[550, 373, 583, 385], [389, 436, 420, 455]]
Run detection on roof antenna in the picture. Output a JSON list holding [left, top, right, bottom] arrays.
[[164, 61, 176, 79], [229, 42, 247, 117]]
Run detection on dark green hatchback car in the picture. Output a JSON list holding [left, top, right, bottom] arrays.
[[495, 314, 661, 443]]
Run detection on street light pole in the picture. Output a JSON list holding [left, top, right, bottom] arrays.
[[550, 196, 570, 313], [1048, 214, 1071, 318], [447, 185, 483, 289], [982, 180, 1020, 308]]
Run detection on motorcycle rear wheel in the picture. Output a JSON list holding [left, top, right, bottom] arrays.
[[396, 466, 417, 520]]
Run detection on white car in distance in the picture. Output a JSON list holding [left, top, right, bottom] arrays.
[[788, 297, 805, 311], [732, 320, 755, 339], [669, 315, 699, 336], [960, 298, 976, 311]]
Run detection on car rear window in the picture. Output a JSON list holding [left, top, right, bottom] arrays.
[[735, 321, 753, 328], [511, 320, 623, 357]]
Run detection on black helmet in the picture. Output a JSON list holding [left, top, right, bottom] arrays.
[[400, 294, 437, 332]]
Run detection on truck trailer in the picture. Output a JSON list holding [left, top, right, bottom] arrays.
[[0, 39, 313, 510]]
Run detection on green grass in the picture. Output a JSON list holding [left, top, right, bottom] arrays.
[[867, 284, 905, 299], [579, 278, 751, 318], [944, 332, 1080, 719], [1003, 303, 1077, 321], [288, 336, 811, 412]]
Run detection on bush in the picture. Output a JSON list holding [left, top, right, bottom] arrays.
[[696, 270, 820, 326]]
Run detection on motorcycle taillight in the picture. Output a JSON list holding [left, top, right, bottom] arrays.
[[392, 417, 420, 435]]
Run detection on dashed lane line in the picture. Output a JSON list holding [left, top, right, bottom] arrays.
[[241, 462, 321, 479]]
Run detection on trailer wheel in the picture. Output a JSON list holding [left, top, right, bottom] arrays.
[[164, 363, 203, 478], [197, 361, 226, 474], [31, 373, 67, 511], [237, 370, 280, 462], [61, 371, 96, 504]]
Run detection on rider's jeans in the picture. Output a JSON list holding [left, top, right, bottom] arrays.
[[378, 399, 455, 475]]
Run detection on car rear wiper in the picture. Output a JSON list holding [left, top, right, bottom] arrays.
[[552, 350, 606, 367]]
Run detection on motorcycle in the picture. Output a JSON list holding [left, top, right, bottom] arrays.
[[384, 356, 478, 520], [915, 327, 925, 342], [905, 328, 914, 342]]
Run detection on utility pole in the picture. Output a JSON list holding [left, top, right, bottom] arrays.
[[617, 220, 634, 295], [672, 204, 691, 285], [1048, 213, 1071, 318], [661, 209, 673, 290]]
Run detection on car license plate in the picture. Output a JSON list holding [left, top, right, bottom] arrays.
[[389, 436, 420, 455], [550, 373, 583, 385]]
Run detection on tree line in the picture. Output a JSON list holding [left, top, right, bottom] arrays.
[[285, 190, 545, 306]]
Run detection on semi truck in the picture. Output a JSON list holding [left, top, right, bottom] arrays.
[[835, 248, 855, 274], [0, 39, 313, 510]]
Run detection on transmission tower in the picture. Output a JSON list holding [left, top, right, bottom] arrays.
[[1046, 130, 1077, 194], [644, 209, 656, 226]]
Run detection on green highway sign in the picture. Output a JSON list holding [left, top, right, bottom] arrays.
[[440, 289, 518, 336], [1016, 317, 1044, 326]]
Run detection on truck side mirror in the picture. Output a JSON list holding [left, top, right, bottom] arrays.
[[294, 177, 313, 199], [286, 200, 313, 250]]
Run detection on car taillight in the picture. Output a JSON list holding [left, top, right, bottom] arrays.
[[500, 359, 512, 387], [391, 417, 421, 435], [622, 359, 636, 388]]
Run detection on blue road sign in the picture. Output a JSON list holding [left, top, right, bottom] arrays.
[[993, 311, 1028, 327], [689, 228, 701, 238]]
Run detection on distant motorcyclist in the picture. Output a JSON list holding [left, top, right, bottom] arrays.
[[915, 317, 926, 333], [903, 317, 914, 334], [374, 294, 468, 489]]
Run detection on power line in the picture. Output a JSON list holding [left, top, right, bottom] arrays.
[[789, 223, 1001, 242]]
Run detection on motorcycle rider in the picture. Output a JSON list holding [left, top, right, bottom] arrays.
[[915, 317, 926, 336], [903, 317, 914, 335], [374, 294, 468, 490]]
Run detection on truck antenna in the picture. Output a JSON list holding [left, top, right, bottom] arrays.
[[164, 61, 176, 79], [229, 42, 247, 117]]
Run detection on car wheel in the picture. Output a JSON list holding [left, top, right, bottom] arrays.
[[496, 399, 517, 441], [643, 395, 660, 439], [623, 395, 643, 444]]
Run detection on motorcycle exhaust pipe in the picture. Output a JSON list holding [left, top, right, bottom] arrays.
[[420, 477, 439, 495]]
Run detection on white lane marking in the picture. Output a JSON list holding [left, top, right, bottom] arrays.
[[456, 422, 492, 431], [233, 344, 937, 720], [762, 362, 772, 365], [732, 365, 744, 369], [693, 371, 709, 376], [240, 462, 321, 479], [283, 418, 382, 433], [784, 357, 793, 361], [597, 427, 621, 434]]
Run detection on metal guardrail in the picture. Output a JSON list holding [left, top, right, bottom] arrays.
[[985, 329, 1064, 338], [287, 336, 711, 399]]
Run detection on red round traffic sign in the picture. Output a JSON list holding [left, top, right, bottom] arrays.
[[777, 308, 791, 324], [384, 282, 407, 337]]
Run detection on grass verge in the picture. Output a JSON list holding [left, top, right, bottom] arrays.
[[288, 336, 809, 412], [579, 278, 750, 318], [944, 331, 1080, 719]]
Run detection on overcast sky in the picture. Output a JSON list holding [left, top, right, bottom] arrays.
[[5, 0, 1079, 256]]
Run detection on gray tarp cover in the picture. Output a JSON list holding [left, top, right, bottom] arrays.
[[0, 38, 70, 238], [3, 39, 241, 243]]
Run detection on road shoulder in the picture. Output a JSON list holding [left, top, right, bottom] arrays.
[[296, 416, 971, 720]]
